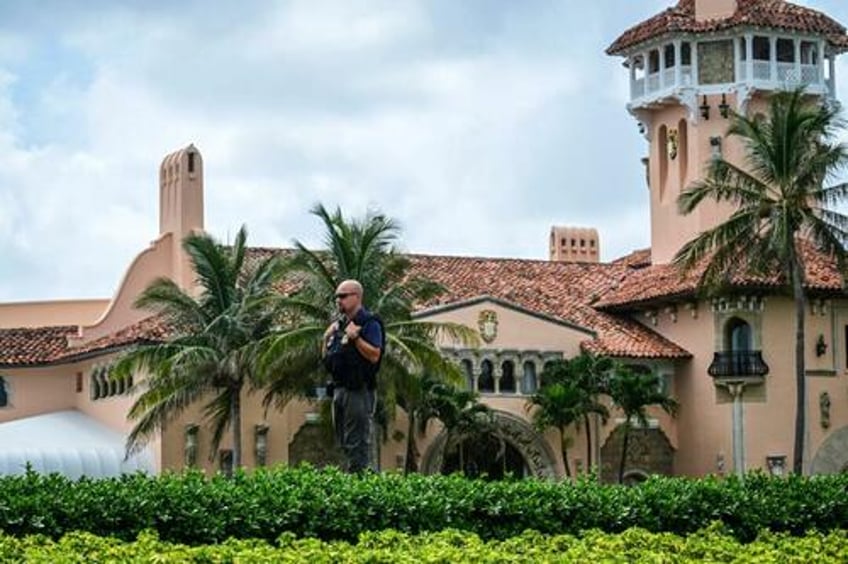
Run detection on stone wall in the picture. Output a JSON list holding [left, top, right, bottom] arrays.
[[600, 424, 674, 483]]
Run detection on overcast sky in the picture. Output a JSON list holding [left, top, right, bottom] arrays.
[[1, 0, 847, 301]]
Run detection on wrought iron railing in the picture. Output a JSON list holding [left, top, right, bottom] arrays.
[[708, 350, 769, 378]]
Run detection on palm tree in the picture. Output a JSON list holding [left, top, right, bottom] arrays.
[[112, 226, 284, 469], [674, 88, 848, 474], [258, 205, 478, 455], [556, 353, 612, 473], [607, 366, 677, 483], [526, 367, 585, 479], [418, 380, 495, 475]]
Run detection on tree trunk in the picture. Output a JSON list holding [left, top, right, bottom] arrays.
[[560, 427, 572, 478], [618, 421, 631, 483], [231, 385, 242, 471], [459, 438, 465, 475], [404, 412, 419, 474], [584, 413, 593, 473], [791, 260, 806, 474]]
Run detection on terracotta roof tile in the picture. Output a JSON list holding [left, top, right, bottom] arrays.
[[0, 325, 77, 367], [0, 250, 693, 366], [611, 248, 652, 269], [597, 240, 847, 310], [608, 0, 848, 55]]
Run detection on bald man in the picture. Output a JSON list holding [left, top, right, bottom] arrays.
[[323, 279, 383, 472]]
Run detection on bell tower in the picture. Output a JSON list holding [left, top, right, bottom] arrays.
[[608, 0, 846, 264]]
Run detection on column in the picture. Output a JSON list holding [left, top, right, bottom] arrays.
[[691, 42, 699, 87], [770, 36, 777, 83], [829, 55, 837, 96], [630, 57, 637, 97], [746, 34, 754, 83], [674, 40, 682, 87], [728, 383, 746, 477], [733, 36, 741, 83], [659, 47, 666, 89], [494, 363, 502, 394], [794, 39, 801, 85], [818, 41, 826, 86]]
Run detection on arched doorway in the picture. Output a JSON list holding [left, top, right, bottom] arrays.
[[420, 410, 559, 479], [810, 425, 848, 474], [441, 433, 530, 479]]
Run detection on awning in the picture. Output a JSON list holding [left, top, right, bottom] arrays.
[[0, 410, 154, 478]]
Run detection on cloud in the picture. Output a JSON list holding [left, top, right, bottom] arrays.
[[0, 0, 847, 302]]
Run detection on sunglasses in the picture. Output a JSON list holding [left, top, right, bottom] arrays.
[[335, 292, 357, 299]]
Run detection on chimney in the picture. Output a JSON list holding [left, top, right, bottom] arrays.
[[549, 226, 600, 263], [695, 0, 737, 22], [159, 144, 205, 288]]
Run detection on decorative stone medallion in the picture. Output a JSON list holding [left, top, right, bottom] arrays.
[[478, 310, 498, 343]]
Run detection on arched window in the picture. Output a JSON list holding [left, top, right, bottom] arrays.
[[521, 361, 537, 395], [461, 359, 474, 391], [478, 360, 495, 393], [0, 376, 8, 407], [725, 317, 752, 352], [91, 370, 101, 400], [500, 361, 516, 394]]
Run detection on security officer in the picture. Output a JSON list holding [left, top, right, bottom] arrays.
[[323, 279, 383, 472]]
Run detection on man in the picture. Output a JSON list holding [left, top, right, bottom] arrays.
[[323, 279, 383, 472]]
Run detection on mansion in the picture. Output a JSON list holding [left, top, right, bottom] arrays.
[[3, 0, 848, 481]]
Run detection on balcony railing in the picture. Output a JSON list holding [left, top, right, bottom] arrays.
[[708, 351, 769, 378], [629, 59, 828, 103]]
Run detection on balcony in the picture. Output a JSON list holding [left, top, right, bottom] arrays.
[[708, 351, 769, 379], [627, 35, 836, 108]]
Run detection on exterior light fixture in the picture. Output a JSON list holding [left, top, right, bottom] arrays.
[[766, 455, 787, 477], [719, 94, 731, 118], [638, 122, 646, 135], [699, 95, 710, 120], [816, 334, 828, 357]]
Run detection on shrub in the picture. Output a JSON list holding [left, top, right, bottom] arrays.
[[3, 526, 848, 562], [1, 466, 848, 544]]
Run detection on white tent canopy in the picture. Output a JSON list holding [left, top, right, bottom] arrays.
[[0, 410, 154, 479]]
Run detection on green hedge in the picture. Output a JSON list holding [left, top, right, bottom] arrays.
[[1, 466, 848, 544], [2, 527, 848, 562]]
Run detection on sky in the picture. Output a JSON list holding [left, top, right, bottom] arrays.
[[1, 0, 847, 301]]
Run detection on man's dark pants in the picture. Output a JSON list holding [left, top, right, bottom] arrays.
[[332, 386, 375, 472]]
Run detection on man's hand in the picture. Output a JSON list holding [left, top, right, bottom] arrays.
[[344, 322, 361, 341]]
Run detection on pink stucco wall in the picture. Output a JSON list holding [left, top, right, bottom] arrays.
[[0, 299, 108, 329]]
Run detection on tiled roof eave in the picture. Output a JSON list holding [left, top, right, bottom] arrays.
[[607, 0, 848, 56]]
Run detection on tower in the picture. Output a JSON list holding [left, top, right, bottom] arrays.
[[608, 0, 847, 264], [549, 226, 600, 263], [159, 144, 204, 289]]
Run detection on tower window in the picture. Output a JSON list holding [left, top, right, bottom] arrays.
[[777, 39, 794, 63], [648, 50, 660, 74], [753, 37, 770, 61], [187, 152, 196, 173], [664, 44, 675, 68], [681, 42, 691, 66], [76, 372, 83, 393]]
